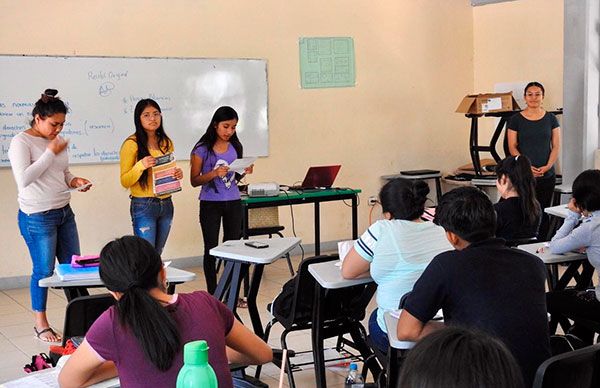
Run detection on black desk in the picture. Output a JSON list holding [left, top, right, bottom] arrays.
[[241, 188, 361, 255]]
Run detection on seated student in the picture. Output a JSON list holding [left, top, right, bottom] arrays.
[[397, 187, 550, 387], [341, 178, 451, 353], [398, 326, 525, 388], [58, 236, 272, 388], [546, 169, 600, 344], [494, 155, 541, 241]]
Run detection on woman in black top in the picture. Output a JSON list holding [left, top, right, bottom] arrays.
[[494, 155, 541, 241], [507, 81, 560, 238]]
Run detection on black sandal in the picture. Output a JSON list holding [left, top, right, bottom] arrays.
[[34, 326, 61, 343]]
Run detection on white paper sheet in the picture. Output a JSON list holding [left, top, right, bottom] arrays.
[[228, 157, 257, 174]]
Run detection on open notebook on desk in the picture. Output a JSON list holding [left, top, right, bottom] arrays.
[[0, 355, 119, 388]]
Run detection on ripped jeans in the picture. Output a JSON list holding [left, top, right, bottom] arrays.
[[130, 196, 174, 255]]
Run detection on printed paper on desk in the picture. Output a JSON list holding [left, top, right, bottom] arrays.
[[228, 157, 257, 174], [152, 153, 182, 196]]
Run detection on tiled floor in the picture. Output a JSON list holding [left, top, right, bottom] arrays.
[[0, 255, 377, 387]]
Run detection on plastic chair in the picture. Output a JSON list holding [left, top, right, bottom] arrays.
[[61, 293, 115, 346], [532, 343, 600, 388], [257, 254, 378, 387]]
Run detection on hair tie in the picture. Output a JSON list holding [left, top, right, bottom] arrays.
[[40, 93, 55, 103]]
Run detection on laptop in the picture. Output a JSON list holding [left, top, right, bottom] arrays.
[[291, 165, 342, 190]]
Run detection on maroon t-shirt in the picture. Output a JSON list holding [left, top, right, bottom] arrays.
[[86, 291, 235, 388]]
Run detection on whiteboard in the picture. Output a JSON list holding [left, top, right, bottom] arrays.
[[0, 55, 268, 166]]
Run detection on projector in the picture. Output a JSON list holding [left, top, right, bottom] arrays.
[[247, 182, 280, 197]]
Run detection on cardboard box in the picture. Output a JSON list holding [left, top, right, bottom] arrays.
[[456, 92, 520, 114]]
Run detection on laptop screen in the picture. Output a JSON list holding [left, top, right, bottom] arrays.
[[301, 165, 341, 189]]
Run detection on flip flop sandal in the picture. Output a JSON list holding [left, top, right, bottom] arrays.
[[34, 327, 62, 343]]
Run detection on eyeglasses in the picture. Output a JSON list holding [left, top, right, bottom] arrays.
[[141, 112, 161, 120]]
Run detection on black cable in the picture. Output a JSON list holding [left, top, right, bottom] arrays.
[[332, 187, 361, 207], [280, 188, 304, 260]]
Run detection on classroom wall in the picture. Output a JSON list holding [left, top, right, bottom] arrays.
[[472, 0, 564, 149], [0, 1, 475, 283]]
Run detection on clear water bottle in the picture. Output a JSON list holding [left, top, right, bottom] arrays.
[[344, 363, 365, 387], [176, 340, 218, 388]]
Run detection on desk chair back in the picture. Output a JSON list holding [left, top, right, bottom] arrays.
[[61, 293, 115, 346], [271, 254, 374, 328], [262, 254, 377, 388], [270, 254, 334, 328], [247, 207, 283, 232], [532, 343, 600, 388]]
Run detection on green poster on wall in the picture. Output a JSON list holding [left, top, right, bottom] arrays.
[[299, 37, 355, 89]]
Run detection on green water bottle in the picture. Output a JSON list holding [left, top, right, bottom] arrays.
[[176, 340, 218, 388]]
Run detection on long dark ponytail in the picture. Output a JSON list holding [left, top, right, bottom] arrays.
[[130, 99, 172, 189], [495, 155, 541, 225], [99, 236, 180, 371]]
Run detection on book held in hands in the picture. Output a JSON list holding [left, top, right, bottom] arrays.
[[153, 153, 182, 196]]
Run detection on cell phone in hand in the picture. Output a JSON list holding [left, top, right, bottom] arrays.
[[245, 241, 269, 249]]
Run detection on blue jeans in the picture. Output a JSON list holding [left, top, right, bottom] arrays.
[[18, 205, 80, 312], [369, 309, 390, 354], [130, 196, 174, 255]]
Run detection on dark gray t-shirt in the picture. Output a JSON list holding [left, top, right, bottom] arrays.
[[508, 112, 559, 178]]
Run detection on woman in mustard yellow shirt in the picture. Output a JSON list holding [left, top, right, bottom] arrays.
[[120, 99, 183, 254]]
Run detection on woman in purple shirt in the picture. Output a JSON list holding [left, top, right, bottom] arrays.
[[190, 106, 253, 294], [58, 236, 271, 388]]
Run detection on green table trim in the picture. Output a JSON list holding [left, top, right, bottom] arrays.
[[241, 188, 361, 204]]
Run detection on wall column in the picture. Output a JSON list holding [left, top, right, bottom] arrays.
[[562, 0, 600, 184]]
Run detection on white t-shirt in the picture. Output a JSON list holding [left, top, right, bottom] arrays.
[[8, 132, 74, 214], [354, 219, 452, 332]]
